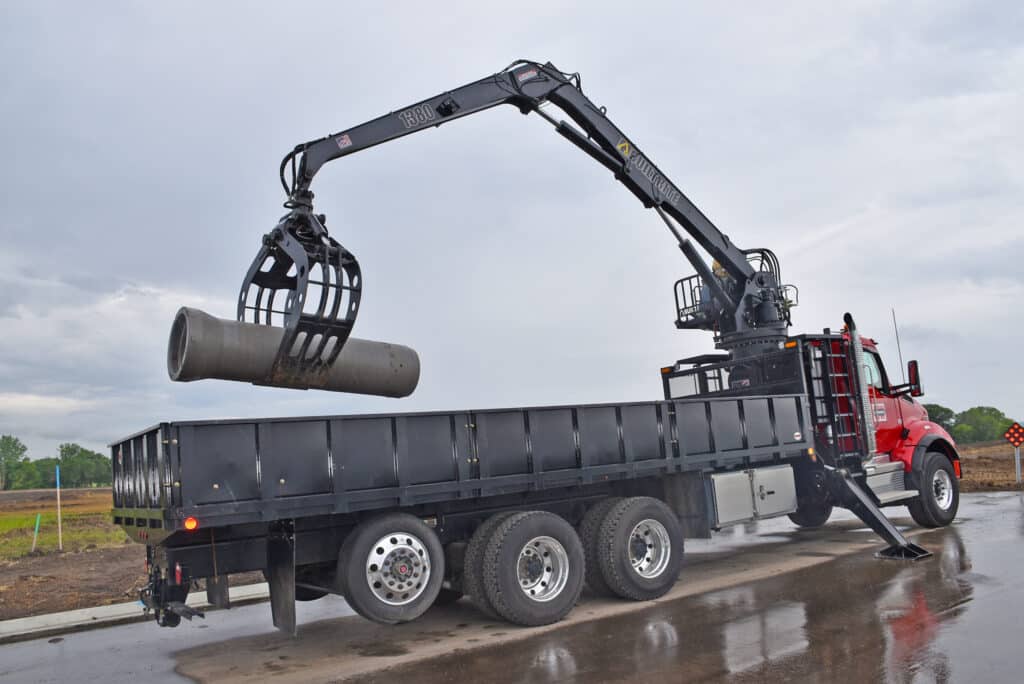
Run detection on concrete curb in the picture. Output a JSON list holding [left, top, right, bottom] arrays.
[[0, 582, 269, 645]]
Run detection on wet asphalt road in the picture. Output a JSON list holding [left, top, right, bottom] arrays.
[[355, 492, 1024, 684], [2, 492, 1022, 683]]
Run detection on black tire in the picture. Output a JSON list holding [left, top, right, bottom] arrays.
[[463, 511, 517, 620], [908, 452, 959, 528], [596, 497, 684, 601], [481, 511, 585, 626], [578, 496, 623, 597], [788, 503, 833, 529], [336, 513, 444, 624], [433, 587, 464, 606]]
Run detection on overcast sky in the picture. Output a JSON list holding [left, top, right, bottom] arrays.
[[1, 1, 1021, 459]]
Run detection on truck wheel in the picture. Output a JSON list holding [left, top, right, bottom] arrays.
[[596, 497, 684, 601], [336, 513, 444, 624], [908, 452, 959, 528], [481, 511, 585, 626], [788, 503, 833, 529], [463, 511, 517, 620], [578, 496, 623, 597]]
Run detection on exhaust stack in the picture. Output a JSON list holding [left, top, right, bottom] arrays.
[[167, 307, 419, 398]]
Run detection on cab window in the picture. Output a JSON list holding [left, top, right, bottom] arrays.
[[862, 352, 889, 392]]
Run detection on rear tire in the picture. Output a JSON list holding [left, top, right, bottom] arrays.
[[481, 511, 585, 626], [908, 452, 959, 528], [463, 511, 517, 620], [578, 496, 623, 597], [596, 497, 684, 601], [788, 502, 833, 529], [336, 513, 444, 624]]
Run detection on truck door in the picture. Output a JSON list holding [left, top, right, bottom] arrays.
[[861, 350, 902, 454]]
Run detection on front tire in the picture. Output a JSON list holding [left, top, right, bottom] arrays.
[[336, 513, 444, 624], [908, 452, 959, 528], [481, 511, 585, 626]]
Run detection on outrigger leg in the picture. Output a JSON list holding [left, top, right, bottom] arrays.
[[827, 468, 932, 561]]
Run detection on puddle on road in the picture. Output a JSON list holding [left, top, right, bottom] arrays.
[[348, 521, 1020, 684]]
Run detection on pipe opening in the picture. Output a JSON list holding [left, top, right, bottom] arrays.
[[167, 309, 189, 381]]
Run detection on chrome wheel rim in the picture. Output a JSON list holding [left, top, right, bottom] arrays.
[[932, 469, 954, 511], [629, 519, 671, 579], [365, 532, 430, 606], [517, 536, 569, 602]]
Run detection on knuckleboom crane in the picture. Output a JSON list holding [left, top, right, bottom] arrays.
[[239, 60, 797, 387]]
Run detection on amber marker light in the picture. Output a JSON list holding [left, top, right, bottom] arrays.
[[184, 516, 199, 531]]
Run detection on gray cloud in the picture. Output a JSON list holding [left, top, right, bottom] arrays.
[[1, 1, 1022, 458]]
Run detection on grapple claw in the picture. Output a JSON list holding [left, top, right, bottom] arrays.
[[238, 207, 362, 388]]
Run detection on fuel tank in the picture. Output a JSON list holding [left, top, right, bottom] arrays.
[[167, 307, 419, 397]]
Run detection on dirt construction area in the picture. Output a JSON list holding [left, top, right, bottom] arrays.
[[0, 444, 1020, 622]]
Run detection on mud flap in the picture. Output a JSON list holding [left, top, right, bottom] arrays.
[[206, 575, 230, 609], [827, 469, 931, 561], [267, 525, 297, 636]]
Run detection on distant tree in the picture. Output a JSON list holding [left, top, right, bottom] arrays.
[[7, 457, 45, 489], [951, 406, 1015, 444], [0, 435, 28, 490], [923, 404, 956, 433], [57, 443, 112, 487]]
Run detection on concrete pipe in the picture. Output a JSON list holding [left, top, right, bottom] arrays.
[[167, 307, 420, 397]]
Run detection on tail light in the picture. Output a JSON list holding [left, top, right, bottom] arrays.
[[174, 562, 183, 585]]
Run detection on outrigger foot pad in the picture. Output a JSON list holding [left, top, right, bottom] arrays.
[[876, 542, 932, 561]]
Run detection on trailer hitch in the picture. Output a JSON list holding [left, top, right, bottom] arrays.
[[238, 193, 362, 388]]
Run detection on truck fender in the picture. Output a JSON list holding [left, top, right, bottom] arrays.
[[908, 433, 961, 481]]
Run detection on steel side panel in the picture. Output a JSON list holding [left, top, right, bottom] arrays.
[[474, 411, 529, 477], [621, 404, 663, 461], [331, 418, 397, 491], [710, 401, 745, 452], [529, 408, 576, 471], [178, 424, 260, 506], [743, 398, 776, 448], [675, 402, 712, 457], [774, 398, 803, 443], [258, 421, 331, 498], [396, 414, 458, 486], [578, 406, 621, 467]]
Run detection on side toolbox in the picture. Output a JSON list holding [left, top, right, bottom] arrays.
[[709, 465, 798, 527]]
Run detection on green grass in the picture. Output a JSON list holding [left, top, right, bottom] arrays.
[[0, 509, 128, 561]]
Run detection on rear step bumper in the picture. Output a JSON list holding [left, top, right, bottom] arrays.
[[827, 467, 931, 561]]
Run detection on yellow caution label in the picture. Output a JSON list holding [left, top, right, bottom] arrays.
[[616, 139, 632, 158]]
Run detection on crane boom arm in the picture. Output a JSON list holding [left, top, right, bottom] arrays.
[[241, 60, 792, 385], [287, 60, 754, 283]]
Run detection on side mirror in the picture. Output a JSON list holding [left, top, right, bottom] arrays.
[[908, 360, 923, 397]]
